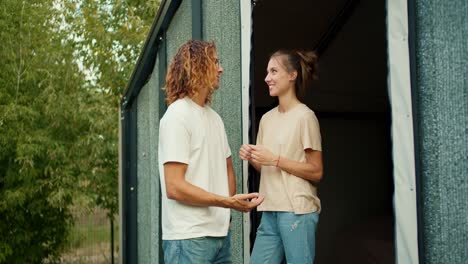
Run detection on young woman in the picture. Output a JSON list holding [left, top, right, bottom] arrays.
[[240, 50, 323, 263]]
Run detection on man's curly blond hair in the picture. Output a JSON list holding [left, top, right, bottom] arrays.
[[164, 40, 219, 105]]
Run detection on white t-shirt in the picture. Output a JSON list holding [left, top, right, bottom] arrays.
[[158, 97, 232, 240]]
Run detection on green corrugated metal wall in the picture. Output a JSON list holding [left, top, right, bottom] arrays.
[[128, 0, 468, 263], [136, 58, 162, 263], [134, 1, 244, 263], [412, 0, 467, 263], [202, 1, 245, 263]]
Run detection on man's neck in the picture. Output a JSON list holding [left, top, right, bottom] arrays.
[[191, 92, 207, 107]]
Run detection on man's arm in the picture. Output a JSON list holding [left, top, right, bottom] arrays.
[[164, 162, 263, 212], [226, 157, 236, 196]]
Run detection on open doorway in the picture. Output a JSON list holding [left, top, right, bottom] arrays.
[[249, 0, 394, 263]]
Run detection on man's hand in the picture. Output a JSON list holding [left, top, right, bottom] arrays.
[[225, 193, 265, 212]]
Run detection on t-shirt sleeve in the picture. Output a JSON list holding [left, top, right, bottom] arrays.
[[159, 116, 190, 164], [222, 126, 232, 159], [301, 112, 322, 151], [256, 117, 264, 145]]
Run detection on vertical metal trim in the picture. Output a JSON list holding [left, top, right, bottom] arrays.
[[240, 1, 253, 261], [120, 107, 128, 264], [407, 0, 424, 263], [192, 0, 203, 39], [128, 105, 138, 264], [248, 1, 261, 259], [158, 34, 168, 118], [118, 105, 123, 264], [157, 32, 167, 262], [121, 102, 138, 264]]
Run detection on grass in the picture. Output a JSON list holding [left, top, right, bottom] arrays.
[[60, 208, 119, 264], [68, 224, 114, 249]]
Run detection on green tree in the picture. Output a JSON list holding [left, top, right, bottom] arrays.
[[65, 0, 160, 218], [0, 0, 160, 262], [0, 0, 89, 262]]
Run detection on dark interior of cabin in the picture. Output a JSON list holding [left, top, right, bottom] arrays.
[[249, 0, 394, 263]]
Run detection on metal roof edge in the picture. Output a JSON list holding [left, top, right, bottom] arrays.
[[121, 0, 182, 110]]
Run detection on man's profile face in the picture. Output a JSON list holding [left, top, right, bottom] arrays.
[[213, 54, 223, 89]]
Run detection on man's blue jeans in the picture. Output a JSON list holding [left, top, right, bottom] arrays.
[[250, 212, 319, 264], [162, 232, 231, 264]]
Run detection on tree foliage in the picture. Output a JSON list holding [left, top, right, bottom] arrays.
[[0, 0, 159, 262], [65, 0, 160, 217]]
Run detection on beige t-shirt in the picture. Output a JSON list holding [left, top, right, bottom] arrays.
[[256, 104, 322, 214]]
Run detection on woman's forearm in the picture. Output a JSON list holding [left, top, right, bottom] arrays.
[[277, 155, 323, 182], [249, 159, 262, 172]]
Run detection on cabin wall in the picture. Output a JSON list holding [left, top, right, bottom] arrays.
[[412, 0, 468, 263], [135, 1, 193, 263], [133, 0, 245, 263], [123, 0, 468, 263], [202, 1, 245, 263]]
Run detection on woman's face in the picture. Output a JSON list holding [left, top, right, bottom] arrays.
[[264, 56, 295, 97]]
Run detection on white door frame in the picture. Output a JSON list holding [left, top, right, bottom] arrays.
[[240, 0, 253, 263], [388, 0, 419, 263]]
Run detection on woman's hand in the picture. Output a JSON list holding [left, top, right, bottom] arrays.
[[239, 144, 263, 172], [239, 144, 254, 161], [250, 145, 278, 166]]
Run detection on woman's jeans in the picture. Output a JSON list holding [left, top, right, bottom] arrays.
[[162, 232, 231, 264], [250, 212, 319, 264]]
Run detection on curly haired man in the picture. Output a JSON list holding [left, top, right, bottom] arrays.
[[158, 40, 264, 263]]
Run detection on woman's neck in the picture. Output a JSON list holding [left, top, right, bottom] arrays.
[[278, 90, 300, 113]]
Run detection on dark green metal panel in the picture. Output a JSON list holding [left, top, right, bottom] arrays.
[[157, 32, 167, 263], [202, 0, 243, 262], [120, 1, 182, 263], [192, 0, 202, 39], [158, 33, 168, 118], [410, 0, 468, 263], [121, 104, 138, 264], [136, 83, 151, 262]]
